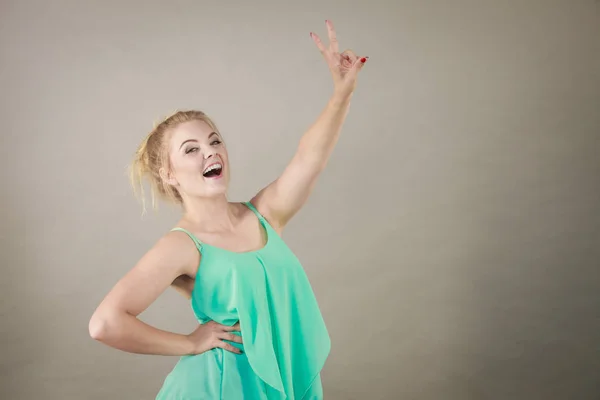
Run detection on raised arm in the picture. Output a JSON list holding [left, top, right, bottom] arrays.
[[252, 20, 368, 231]]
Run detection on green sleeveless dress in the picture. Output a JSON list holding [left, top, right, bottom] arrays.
[[155, 201, 331, 399]]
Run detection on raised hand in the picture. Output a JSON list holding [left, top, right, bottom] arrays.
[[310, 20, 368, 99]]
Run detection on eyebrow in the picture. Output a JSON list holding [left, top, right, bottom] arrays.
[[179, 132, 219, 150]]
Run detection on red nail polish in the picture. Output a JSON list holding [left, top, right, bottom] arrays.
[[360, 57, 367, 63]]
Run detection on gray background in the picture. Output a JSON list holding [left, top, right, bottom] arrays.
[[1, 0, 599, 399]]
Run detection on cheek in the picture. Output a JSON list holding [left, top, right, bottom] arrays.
[[224, 157, 231, 176], [219, 148, 230, 170], [171, 157, 201, 179]]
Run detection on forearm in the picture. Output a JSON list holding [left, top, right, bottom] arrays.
[[90, 311, 193, 356], [297, 92, 352, 169]]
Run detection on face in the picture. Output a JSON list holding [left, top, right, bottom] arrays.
[[163, 119, 230, 199]]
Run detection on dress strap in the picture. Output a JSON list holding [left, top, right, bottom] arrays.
[[243, 201, 267, 223], [171, 227, 203, 252]]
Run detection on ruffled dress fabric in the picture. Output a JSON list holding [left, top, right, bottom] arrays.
[[155, 202, 330, 399]]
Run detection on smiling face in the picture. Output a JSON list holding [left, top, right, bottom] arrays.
[[163, 119, 231, 200]]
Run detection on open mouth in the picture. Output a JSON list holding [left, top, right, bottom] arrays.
[[203, 163, 223, 179]]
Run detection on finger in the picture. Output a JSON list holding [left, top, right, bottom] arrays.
[[221, 323, 240, 331], [217, 340, 243, 355], [219, 332, 243, 344], [206, 321, 220, 331], [340, 50, 357, 70], [342, 49, 358, 62], [310, 32, 327, 55], [347, 56, 368, 79], [325, 20, 339, 54]]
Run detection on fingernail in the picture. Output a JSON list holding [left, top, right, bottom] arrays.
[[360, 57, 367, 63]]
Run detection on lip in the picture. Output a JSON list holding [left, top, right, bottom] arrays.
[[203, 161, 222, 173], [203, 160, 224, 179]]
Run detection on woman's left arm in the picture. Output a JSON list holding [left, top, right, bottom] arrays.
[[252, 20, 368, 232]]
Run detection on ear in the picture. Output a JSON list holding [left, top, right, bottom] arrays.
[[159, 167, 178, 186]]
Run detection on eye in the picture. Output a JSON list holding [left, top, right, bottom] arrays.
[[211, 140, 222, 146], [185, 147, 199, 154]]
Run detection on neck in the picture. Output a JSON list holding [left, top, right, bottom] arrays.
[[180, 193, 238, 232]]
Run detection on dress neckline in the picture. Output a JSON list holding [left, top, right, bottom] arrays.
[[205, 204, 270, 255], [174, 201, 271, 255]]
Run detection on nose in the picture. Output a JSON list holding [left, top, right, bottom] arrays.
[[203, 147, 219, 159]]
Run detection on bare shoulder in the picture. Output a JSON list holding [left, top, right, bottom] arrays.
[[160, 230, 201, 298], [158, 229, 202, 273], [93, 230, 201, 317], [248, 191, 285, 235]]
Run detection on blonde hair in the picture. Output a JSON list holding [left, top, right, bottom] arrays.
[[129, 110, 220, 215]]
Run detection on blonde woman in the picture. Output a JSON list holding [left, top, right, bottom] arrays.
[[89, 20, 368, 399]]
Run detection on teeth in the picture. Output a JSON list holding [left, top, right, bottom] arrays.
[[203, 163, 222, 174]]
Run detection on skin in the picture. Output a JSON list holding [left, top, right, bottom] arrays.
[[89, 20, 367, 357]]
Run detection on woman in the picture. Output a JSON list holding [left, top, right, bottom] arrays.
[[89, 20, 368, 399]]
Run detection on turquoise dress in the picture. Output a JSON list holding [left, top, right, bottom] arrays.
[[155, 201, 331, 399]]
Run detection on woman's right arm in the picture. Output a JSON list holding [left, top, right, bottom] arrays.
[[88, 232, 199, 356]]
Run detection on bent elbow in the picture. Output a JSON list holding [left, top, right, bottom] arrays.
[[89, 311, 118, 341], [88, 313, 107, 340]]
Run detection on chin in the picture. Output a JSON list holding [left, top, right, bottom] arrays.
[[199, 168, 230, 196], [205, 182, 229, 197]]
